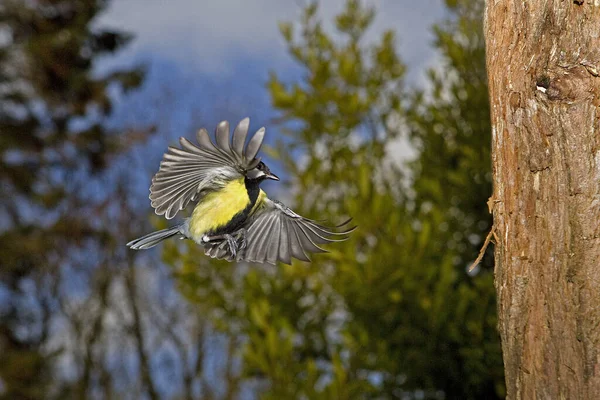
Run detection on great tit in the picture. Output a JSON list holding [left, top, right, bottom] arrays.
[[127, 118, 354, 265]]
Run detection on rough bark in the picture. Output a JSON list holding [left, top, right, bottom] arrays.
[[485, 1, 600, 399]]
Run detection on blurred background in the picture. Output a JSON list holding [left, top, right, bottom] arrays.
[[0, 0, 502, 399]]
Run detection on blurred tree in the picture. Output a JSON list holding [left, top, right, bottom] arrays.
[[400, 0, 503, 396], [172, 0, 504, 399], [0, 0, 143, 398], [1, 1, 265, 397]]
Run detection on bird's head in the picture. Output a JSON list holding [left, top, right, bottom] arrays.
[[246, 161, 279, 183]]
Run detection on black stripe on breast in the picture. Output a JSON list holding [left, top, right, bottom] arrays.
[[207, 178, 261, 236]]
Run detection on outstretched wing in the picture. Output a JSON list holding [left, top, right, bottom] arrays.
[[150, 118, 265, 219], [204, 197, 355, 265]]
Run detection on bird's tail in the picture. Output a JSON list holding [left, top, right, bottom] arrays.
[[127, 225, 184, 250]]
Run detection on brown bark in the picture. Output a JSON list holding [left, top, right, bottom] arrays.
[[485, 1, 600, 399]]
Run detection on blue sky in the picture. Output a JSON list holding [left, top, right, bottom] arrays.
[[94, 0, 447, 205], [98, 0, 445, 81], [96, 0, 446, 130]]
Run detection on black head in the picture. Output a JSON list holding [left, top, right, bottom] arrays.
[[245, 161, 280, 182]]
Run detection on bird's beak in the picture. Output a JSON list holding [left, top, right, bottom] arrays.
[[266, 172, 280, 181]]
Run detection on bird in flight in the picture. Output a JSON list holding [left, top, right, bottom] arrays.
[[127, 118, 354, 264]]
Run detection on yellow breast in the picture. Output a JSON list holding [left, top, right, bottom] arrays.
[[188, 178, 250, 239]]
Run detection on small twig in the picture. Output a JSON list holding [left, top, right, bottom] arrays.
[[468, 228, 495, 272]]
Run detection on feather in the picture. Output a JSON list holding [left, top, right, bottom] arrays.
[[196, 128, 218, 152], [214, 197, 353, 265], [215, 120, 231, 153], [245, 127, 265, 163], [277, 218, 291, 265], [232, 118, 249, 161], [149, 118, 267, 219]]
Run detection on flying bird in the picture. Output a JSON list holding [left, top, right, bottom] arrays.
[[127, 118, 354, 265]]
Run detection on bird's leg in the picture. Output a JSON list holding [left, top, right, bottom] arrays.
[[224, 234, 238, 257], [233, 228, 247, 250], [202, 232, 243, 257]]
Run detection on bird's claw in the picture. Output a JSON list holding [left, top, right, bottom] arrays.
[[224, 234, 238, 258], [225, 229, 247, 258], [203, 229, 247, 259], [234, 229, 247, 250]]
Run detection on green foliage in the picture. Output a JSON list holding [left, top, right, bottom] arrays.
[[169, 0, 504, 398], [0, 1, 143, 397], [396, 1, 503, 395]]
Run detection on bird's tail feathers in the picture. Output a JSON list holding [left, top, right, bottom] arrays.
[[127, 225, 184, 250]]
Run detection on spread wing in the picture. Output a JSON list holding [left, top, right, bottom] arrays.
[[150, 118, 265, 219], [204, 197, 355, 265]]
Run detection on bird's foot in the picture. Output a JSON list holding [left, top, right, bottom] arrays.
[[222, 234, 238, 258], [233, 228, 247, 250], [202, 230, 247, 258]]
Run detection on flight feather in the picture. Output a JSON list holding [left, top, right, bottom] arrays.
[[149, 118, 265, 219]]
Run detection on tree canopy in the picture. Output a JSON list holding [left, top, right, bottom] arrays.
[[169, 0, 504, 398], [0, 0, 142, 397]]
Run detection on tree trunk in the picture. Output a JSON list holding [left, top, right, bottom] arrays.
[[484, 1, 600, 398]]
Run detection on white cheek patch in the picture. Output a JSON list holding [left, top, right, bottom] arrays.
[[247, 168, 265, 179]]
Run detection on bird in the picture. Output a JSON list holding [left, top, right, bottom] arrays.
[[127, 118, 354, 265]]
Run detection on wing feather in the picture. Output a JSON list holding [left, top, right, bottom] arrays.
[[208, 197, 354, 265], [244, 127, 265, 163], [286, 218, 311, 262], [215, 121, 231, 154], [151, 174, 204, 206], [294, 223, 328, 254], [195, 128, 219, 152], [232, 118, 249, 161], [149, 118, 266, 219], [277, 218, 291, 265], [265, 218, 281, 264], [247, 213, 276, 262], [298, 220, 349, 244]]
